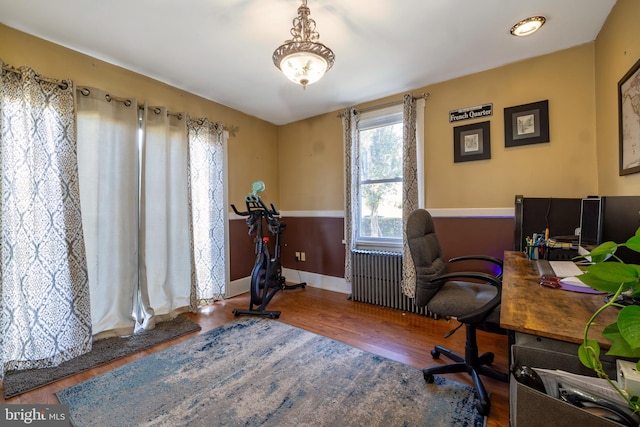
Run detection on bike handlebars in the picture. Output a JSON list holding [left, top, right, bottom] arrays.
[[230, 195, 280, 218]]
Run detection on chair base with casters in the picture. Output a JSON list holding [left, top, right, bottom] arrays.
[[423, 322, 509, 416]]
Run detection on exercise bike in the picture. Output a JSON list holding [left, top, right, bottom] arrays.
[[231, 181, 306, 318]]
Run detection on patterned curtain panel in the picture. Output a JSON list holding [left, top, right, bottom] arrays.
[[187, 118, 226, 306], [401, 94, 418, 298], [342, 108, 360, 282], [76, 87, 140, 337], [0, 64, 91, 376], [137, 106, 192, 330]]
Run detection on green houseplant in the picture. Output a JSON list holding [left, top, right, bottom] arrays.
[[577, 227, 640, 413]]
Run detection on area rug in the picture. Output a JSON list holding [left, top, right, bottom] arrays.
[[4, 315, 201, 399], [56, 318, 485, 426]]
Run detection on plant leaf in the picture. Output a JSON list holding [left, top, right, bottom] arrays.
[[577, 272, 630, 293], [588, 241, 619, 263], [602, 322, 640, 357], [585, 262, 639, 283], [617, 305, 640, 350], [578, 340, 601, 369], [627, 234, 640, 253]]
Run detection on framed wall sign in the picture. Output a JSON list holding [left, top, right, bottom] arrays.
[[453, 121, 491, 163], [618, 57, 640, 176], [504, 100, 549, 147]]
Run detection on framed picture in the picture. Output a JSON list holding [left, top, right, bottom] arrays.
[[618, 57, 640, 176], [504, 100, 549, 147], [453, 121, 491, 163]]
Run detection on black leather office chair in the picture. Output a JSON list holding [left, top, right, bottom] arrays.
[[406, 209, 508, 416]]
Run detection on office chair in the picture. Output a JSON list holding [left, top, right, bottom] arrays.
[[406, 209, 508, 416]]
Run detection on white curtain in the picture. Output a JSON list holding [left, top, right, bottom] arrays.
[[76, 87, 140, 337], [138, 106, 191, 330], [187, 118, 227, 305], [0, 64, 91, 376]]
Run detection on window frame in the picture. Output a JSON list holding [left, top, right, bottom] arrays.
[[355, 105, 404, 250]]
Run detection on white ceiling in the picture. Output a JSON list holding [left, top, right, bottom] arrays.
[[0, 0, 616, 125]]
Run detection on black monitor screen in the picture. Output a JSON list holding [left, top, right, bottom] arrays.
[[601, 196, 640, 264], [579, 198, 603, 247], [516, 197, 582, 250]]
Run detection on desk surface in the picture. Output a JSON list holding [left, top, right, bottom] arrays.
[[500, 251, 618, 346]]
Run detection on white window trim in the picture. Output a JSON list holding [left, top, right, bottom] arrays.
[[355, 104, 403, 249], [354, 99, 426, 251]]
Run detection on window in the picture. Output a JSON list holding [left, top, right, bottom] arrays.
[[357, 106, 404, 247]]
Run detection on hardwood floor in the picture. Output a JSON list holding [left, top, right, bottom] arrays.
[[0, 287, 510, 427]]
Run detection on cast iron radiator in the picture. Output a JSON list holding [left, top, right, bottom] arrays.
[[351, 249, 430, 316]]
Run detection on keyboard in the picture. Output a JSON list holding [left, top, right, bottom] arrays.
[[548, 261, 583, 278]]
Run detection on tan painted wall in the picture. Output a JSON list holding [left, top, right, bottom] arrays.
[[594, 0, 640, 195], [278, 112, 344, 210], [0, 24, 279, 206], [279, 44, 599, 211]]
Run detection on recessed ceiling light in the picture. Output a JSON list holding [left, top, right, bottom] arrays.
[[510, 16, 546, 37]]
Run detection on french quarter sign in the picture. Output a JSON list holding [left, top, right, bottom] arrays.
[[449, 103, 493, 123]]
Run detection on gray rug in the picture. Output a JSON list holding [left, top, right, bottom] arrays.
[[4, 315, 201, 399], [56, 318, 485, 426]]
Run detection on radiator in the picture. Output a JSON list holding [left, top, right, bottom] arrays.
[[351, 250, 431, 316]]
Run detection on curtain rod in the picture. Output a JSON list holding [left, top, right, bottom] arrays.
[[77, 87, 241, 135], [4, 62, 239, 136], [141, 106, 183, 120], [338, 92, 429, 118], [2, 64, 70, 90]]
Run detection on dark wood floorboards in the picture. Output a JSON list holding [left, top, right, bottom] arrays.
[[0, 287, 509, 427]]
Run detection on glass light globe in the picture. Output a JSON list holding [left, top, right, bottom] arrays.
[[280, 52, 328, 88]]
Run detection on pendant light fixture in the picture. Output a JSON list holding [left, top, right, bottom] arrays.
[[272, 0, 335, 89]]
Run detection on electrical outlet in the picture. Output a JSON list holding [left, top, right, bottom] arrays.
[[301, 252, 306, 261], [295, 252, 300, 261]]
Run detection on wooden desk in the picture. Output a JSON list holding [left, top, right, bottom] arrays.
[[502, 251, 625, 427], [500, 251, 618, 347]]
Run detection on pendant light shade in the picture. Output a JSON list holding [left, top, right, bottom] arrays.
[[273, 0, 335, 89]]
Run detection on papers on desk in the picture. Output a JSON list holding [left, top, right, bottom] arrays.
[[559, 276, 605, 294]]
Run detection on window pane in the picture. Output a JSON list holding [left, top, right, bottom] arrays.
[[360, 123, 403, 181], [359, 181, 402, 239]]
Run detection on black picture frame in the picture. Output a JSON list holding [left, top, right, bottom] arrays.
[[453, 121, 491, 163], [618, 57, 640, 176], [504, 100, 549, 147]]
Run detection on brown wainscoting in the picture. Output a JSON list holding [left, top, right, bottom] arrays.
[[279, 216, 346, 278], [229, 218, 256, 281], [432, 216, 514, 274], [229, 215, 516, 281]]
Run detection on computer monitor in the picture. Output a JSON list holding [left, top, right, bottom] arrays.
[[514, 196, 582, 251], [579, 197, 603, 247], [600, 196, 640, 264]]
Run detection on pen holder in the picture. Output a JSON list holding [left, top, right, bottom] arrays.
[[526, 244, 547, 260]]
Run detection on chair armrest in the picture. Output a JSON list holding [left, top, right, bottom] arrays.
[[430, 272, 501, 290], [448, 255, 503, 279]]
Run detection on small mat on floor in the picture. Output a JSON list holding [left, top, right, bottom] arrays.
[[3, 315, 201, 399]]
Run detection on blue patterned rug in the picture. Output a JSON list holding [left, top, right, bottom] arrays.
[[56, 318, 485, 426]]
